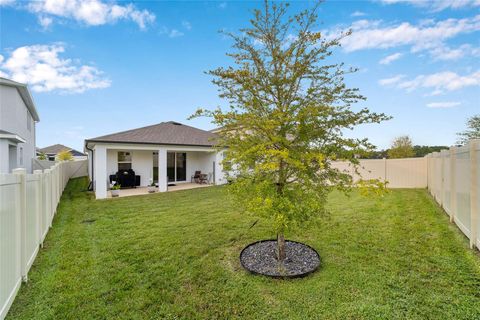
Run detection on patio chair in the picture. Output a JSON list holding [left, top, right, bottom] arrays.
[[199, 173, 208, 184], [192, 171, 202, 183]]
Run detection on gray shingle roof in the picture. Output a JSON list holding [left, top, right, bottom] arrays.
[[85, 121, 218, 147], [39, 144, 86, 156]]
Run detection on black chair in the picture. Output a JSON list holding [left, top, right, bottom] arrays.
[[109, 169, 140, 188]]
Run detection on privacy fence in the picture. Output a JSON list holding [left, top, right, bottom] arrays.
[[426, 140, 480, 250], [0, 160, 87, 320], [332, 139, 480, 250]]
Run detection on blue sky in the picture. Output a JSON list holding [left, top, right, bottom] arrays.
[[1, 0, 479, 152]]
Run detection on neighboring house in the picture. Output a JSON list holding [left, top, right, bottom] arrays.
[[85, 121, 227, 199], [0, 77, 40, 173], [38, 144, 87, 161]]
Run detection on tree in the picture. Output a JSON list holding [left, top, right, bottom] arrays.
[[387, 136, 414, 159], [413, 145, 447, 157], [457, 114, 480, 145], [57, 150, 73, 161], [191, 1, 390, 262], [37, 152, 47, 160]]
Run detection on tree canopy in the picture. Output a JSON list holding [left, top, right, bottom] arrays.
[[387, 136, 415, 159], [457, 114, 480, 145], [192, 1, 390, 260]]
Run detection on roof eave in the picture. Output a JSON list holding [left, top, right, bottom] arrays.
[[84, 139, 217, 148]]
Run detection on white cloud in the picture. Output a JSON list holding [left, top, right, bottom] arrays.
[[0, 0, 15, 6], [219, 2, 227, 9], [182, 20, 192, 30], [351, 11, 366, 17], [380, 70, 480, 94], [426, 101, 461, 108], [429, 44, 480, 60], [378, 74, 405, 85], [25, 0, 155, 29], [0, 44, 111, 93], [160, 27, 184, 38], [336, 15, 480, 52], [379, 0, 480, 12], [379, 52, 403, 64], [38, 16, 53, 29], [327, 15, 480, 61]]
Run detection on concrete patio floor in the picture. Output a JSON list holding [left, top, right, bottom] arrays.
[[107, 183, 212, 198]]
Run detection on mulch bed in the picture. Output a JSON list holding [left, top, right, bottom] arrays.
[[240, 239, 320, 278]]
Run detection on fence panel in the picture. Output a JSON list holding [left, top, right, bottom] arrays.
[[0, 160, 87, 320], [25, 175, 40, 274], [386, 158, 427, 188], [454, 146, 471, 237], [0, 175, 22, 320]]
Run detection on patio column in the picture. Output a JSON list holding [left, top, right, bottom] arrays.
[[214, 151, 225, 185], [158, 148, 167, 192], [94, 145, 107, 199]]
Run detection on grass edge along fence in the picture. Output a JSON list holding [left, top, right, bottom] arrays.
[[426, 139, 480, 250], [0, 160, 87, 320]]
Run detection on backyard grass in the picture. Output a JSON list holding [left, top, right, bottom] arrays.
[[7, 177, 480, 319]]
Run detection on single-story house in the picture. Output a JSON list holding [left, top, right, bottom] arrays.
[[84, 121, 227, 199], [37, 144, 87, 161]]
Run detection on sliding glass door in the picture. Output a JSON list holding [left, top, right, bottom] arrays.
[[167, 152, 187, 182]]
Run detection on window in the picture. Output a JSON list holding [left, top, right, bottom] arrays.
[[118, 151, 132, 171], [19, 147, 23, 166]]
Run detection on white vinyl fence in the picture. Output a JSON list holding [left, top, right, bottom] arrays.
[[332, 157, 428, 188], [426, 140, 480, 250], [0, 160, 87, 320], [332, 140, 480, 250]]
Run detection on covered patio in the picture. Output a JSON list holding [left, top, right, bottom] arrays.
[[107, 182, 212, 198], [85, 121, 227, 199]]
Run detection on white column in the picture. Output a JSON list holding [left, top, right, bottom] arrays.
[[158, 148, 167, 192], [214, 151, 225, 185], [94, 145, 108, 199]]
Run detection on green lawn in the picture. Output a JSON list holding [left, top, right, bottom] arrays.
[[7, 178, 480, 319]]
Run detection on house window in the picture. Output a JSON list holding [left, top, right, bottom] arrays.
[[118, 151, 132, 171], [19, 147, 23, 166]]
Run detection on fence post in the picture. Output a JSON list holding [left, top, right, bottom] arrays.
[[34, 170, 43, 248], [383, 157, 387, 184], [13, 168, 28, 282], [470, 140, 479, 249], [439, 151, 445, 208], [450, 147, 456, 223]]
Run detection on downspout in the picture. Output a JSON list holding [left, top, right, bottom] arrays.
[[85, 142, 94, 191]]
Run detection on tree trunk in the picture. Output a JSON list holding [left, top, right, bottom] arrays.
[[277, 232, 286, 261]]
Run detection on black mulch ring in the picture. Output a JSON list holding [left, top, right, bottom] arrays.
[[240, 239, 321, 278]]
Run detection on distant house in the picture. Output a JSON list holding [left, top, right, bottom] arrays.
[[0, 77, 40, 173], [85, 121, 227, 199], [38, 144, 87, 161]]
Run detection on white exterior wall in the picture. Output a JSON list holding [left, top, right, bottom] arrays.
[[132, 150, 153, 186], [0, 139, 10, 173], [0, 85, 36, 173], [186, 151, 216, 182], [90, 142, 227, 199]]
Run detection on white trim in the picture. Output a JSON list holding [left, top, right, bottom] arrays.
[[90, 142, 217, 153], [0, 133, 26, 143]]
